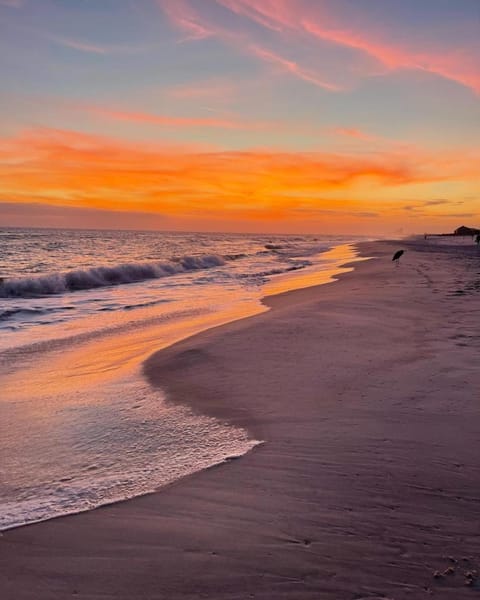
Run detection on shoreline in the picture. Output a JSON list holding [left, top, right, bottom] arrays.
[[142, 241, 375, 437], [1, 238, 480, 599], [0, 242, 362, 533]]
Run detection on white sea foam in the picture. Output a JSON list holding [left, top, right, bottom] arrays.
[[0, 378, 261, 531]]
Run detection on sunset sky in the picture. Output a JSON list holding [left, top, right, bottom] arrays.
[[0, 0, 479, 234]]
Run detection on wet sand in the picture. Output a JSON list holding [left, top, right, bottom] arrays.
[[1, 238, 480, 599]]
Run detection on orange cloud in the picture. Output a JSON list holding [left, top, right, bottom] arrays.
[[1, 127, 478, 231]]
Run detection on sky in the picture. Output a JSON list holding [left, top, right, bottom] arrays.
[[0, 0, 479, 234]]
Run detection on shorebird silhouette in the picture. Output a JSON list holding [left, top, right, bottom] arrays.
[[392, 249, 404, 266]]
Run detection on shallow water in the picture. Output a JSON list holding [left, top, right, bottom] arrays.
[[0, 229, 366, 530]]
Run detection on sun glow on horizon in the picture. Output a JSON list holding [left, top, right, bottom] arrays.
[[0, 0, 478, 234]]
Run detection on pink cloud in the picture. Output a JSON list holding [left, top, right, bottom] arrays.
[[159, 0, 214, 41], [157, 0, 340, 92], [302, 20, 480, 95], [214, 0, 480, 94], [83, 104, 278, 131], [216, 0, 297, 31], [215, 0, 286, 32], [158, 0, 480, 94]]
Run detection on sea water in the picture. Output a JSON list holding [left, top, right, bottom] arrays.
[[0, 228, 365, 529]]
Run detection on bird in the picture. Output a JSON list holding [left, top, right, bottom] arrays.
[[392, 249, 404, 265]]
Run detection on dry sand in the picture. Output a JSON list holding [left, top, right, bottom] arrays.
[[1, 238, 480, 599]]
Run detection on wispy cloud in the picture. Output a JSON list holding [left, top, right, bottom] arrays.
[[302, 20, 480, 95], [436, 212, 475, 218], [423, 199, 451, 207], [48, 35, 109, 55], [46, 34, 153, 56], [248, 45, 341, 91], [0, 201, 170, 228], [402, 199, 466, 213], [217, 0, 287, 32], [157, 0, 341, 92], [211, 0, 480, 94], [80, 103, 279, 131], [332, 127, 377, 141], [159, 0, 214, 41], [215, 0, 292, 31], [291, 206, 379, 218]]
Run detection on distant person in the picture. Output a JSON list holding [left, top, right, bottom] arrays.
[[475, 233, 480, 246]]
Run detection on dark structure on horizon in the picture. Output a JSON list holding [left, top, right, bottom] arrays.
[[454, 225, 480, 236]]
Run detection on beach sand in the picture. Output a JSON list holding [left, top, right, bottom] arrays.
[[1, 239, 480, 599]]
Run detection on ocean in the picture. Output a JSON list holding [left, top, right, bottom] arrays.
[[0, 228, 366, 530]]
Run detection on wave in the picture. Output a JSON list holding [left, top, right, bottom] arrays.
[[0, 308, 46, 321], [264, 243, 285, 250], [261, 242, 332, 258], [0, 254, 228, 298], [240, 261, 311, 280], [123, 298, 172, 311]]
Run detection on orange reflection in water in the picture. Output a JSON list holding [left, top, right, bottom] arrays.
[[263, 243, 364, 297], [0, 299, 266, 405], [1, 244, 365, 409]]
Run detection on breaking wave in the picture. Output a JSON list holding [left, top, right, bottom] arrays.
[[240, 261, 311, 280], [0, 307, 48, 321], [0, 254, 228, 298]]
